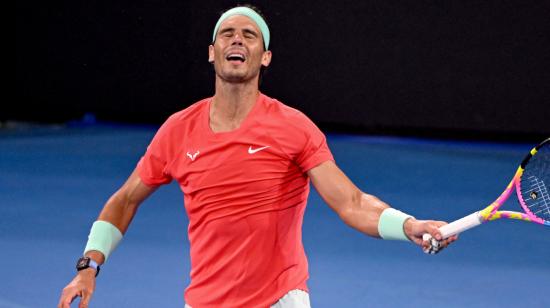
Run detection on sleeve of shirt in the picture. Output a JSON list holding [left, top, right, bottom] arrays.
[[136, 118, 175, 186], [294, 112, 334, 173]]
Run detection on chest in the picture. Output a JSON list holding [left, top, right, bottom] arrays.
[[168, 128, 299, 195]]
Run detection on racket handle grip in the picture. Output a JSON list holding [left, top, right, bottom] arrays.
[[439, 212, 483, 238]]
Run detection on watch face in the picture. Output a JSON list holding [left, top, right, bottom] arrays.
[[77, 257, 90, 269]]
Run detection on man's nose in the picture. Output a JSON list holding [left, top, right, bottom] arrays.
[[231, 34, 243, 45]]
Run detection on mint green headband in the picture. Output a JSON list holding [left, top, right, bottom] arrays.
[[212, 7, 270, 50]]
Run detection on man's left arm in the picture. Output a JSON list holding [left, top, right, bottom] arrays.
[[307, 161, 456, 250]]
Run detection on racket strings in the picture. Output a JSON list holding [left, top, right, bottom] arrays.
[[525, 176, 550, 215], [520, 144, 550, 221]]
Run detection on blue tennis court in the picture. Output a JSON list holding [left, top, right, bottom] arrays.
[[1, 124, 549, 307]]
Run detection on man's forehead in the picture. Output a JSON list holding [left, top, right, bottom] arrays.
[[212, 7, 270, 50], [218, 15, 260, 32]]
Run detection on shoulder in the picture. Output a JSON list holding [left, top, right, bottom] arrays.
[[259, 94, 324, 147], [156, 97, 209, 136], [145, 97, 209, 157], [164, 98, 208, 126], [261, 94, 315, 127]]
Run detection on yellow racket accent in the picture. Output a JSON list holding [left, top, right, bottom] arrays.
[[479, 166, 529, 222]]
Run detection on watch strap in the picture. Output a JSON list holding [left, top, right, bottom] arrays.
[[76, 257, 101, 277]]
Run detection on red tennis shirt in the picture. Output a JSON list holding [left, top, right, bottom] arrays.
[[137, 93, 334, 307]]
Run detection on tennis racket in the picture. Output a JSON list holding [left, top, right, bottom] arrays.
[[423, 137, 550, 254]]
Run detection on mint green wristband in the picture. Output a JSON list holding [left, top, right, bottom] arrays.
[[378, 208, 414, 241], [84, 220, 123, 261]]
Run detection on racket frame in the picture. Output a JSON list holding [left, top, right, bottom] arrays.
[[438, 142, 549, 239]]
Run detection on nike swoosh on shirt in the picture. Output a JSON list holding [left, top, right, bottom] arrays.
[[248, 146, 270, 154]]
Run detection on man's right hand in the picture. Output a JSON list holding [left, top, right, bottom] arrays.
[[57, 169, 156, 307], [58, 269, 96, 308]]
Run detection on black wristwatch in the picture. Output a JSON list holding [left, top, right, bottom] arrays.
[[76, 257, 100, 277]]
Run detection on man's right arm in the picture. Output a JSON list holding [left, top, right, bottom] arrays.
[[58, 168, 158, 308]]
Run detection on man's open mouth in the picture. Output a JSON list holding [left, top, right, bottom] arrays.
[[226, 53, 246, 63]]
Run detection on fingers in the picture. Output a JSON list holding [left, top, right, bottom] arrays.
[[431, 220, 448, 229], [58, 288, 79, 308], [418, 221, 444, 254], [79, 289, 93, 308], [411, 236, 424, 246], [59, 287, 94, 308], [421, 224, 459, 255], [422, 233, 441, 254], [410, 220, 458, 255], [59, 273, 96, 308], [425, 221, 444, 241]]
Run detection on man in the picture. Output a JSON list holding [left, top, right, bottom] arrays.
[[59, 6, 456, 308]]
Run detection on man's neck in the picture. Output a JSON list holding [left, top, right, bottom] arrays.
[[210, 78, 260, 132]]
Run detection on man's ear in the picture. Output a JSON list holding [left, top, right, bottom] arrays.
[[208, 45, 215, 63], [261, 50, 272, 67]]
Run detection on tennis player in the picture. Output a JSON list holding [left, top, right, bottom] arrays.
[[58, 5, 456, 308]]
